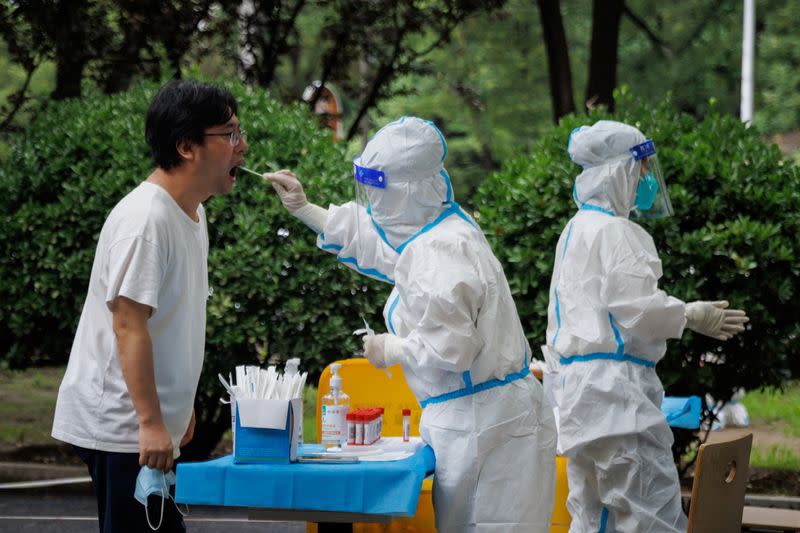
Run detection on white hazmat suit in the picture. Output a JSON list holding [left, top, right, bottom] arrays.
[[543, 120, 747, 532], [269, 117, 556, 532]]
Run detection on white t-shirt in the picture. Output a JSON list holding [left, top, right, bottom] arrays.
[[52, 182, 208, 457]]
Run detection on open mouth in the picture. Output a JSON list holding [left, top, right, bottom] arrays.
[[229, 166, 238, 178]]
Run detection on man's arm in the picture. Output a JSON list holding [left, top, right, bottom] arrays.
[[111, 296, 174, 471]]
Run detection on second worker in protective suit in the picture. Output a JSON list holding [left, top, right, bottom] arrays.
[[543, 120, 748, 532], [266, 116, 557, 532]]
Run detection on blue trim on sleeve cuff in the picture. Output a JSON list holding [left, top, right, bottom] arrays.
[[386, 293, 400, 334]]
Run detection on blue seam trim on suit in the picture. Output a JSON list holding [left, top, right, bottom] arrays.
[[553, 292, 562, 345], [419, 365, 530, 408], [449, 203, 478, 230], [336, 257, 395, 284], [369, 116, 406, 143], [598, 507, 609, 533], [423, 119, 447, 161], [462, 371, 473, 390], [573, 183, 616, 217], [371, 216, 398, 252], [522, 339, 530, 368], [552, 221, 575, 346], [394, 204, 475, 254], [440, 169, 453, 202], [320, 238, 394, 284], [559, 352, 656, 368], [567, 126, 584, 162], [608, 313, 625, 356], [386, 292, 400, 335], [580, 203, 616, 216], [562, 221, 575, 258]]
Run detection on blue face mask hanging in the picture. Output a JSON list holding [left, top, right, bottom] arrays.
[[635, 172, 659, 211], [134, 466, 182, 530]]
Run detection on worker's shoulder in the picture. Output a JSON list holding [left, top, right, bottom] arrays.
[[411, 215, 482, 250], [573, 212, 648, 249]]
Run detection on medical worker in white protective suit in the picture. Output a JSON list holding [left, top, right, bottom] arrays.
[[266, 116, 556, 532], [543, 120, 748, 532]]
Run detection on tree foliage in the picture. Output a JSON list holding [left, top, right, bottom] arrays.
[[372, 0, 800, 207], [0, 0, 505, 143]]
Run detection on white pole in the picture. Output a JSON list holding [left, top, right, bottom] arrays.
[[740, 0, 755, 126]]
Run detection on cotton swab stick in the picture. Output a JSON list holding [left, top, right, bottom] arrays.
[[238, 166, 263, 178], [240, 161, 281, 178]]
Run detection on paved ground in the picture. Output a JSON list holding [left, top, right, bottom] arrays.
[[0, 490, 306, 532], [707, 425, 800, 451]]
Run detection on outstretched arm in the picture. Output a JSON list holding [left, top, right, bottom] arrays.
[[265, 170, 329, 233]]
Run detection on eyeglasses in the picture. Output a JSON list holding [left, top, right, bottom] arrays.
[[204, 129, 247, 146]]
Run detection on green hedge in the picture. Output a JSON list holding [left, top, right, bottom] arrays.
[[0, 82, 387, 457], [474, 89, 800, 457]]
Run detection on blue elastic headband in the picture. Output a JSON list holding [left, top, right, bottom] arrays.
[[630, 140, 656, 161], [354, 164, 387, 188]]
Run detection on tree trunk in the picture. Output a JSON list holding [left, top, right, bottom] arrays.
[[102, 15, 147, 94], [537, 0, 576, 122], [50, 0, 93, 100], [52, 48, 86, 100], [585, 0, 624, 111], [346, 32, 405, 142]]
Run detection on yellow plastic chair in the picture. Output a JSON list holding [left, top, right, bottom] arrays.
[[309, 358, 435, 533], [550, 456, 571, 532], [308, 358, 571, 533]]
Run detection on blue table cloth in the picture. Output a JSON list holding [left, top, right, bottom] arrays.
[[175, 444, 436, 516]]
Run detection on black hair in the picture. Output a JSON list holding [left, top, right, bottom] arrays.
[[145, 81, 238, 170]]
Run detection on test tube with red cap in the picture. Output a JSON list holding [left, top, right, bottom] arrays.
[[402, 409, 411, 442], [346, 412, 356, 445]]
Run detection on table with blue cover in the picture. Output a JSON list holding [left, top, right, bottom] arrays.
[[175, 396, 698, 530], [175, 443, 436, 530]]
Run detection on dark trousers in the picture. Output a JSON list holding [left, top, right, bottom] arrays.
[[74, 445, 186, 533]]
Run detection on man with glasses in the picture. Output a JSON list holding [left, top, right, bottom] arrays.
[[52, 81, 247, 532]]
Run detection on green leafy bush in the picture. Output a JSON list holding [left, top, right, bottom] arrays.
[[0, 82, 387, 457], [474, 89, 800, 460]]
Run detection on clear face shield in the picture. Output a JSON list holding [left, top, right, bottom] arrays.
[[628, 140, 674, 219], [353, 159, 387, 240]]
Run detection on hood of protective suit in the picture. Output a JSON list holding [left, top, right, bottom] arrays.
[[355, 116, 451, 248], [568, 120, 646, 217]]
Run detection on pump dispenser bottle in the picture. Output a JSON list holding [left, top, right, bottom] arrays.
[[321, 363, 350, 449]]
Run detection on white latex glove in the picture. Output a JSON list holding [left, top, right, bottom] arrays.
[[685, 301, 748, 341], [362, 333, 404, 369], [265, 170, 308, 213]]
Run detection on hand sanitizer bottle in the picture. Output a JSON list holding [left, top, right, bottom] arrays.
[[321, 363, 350, 450]]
